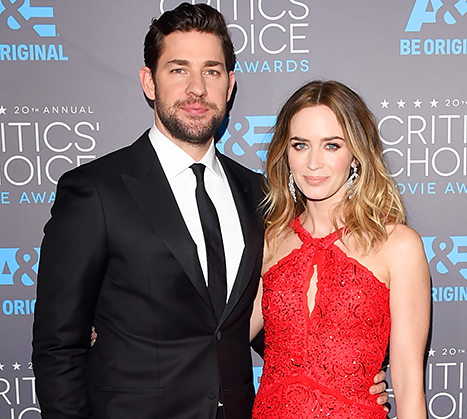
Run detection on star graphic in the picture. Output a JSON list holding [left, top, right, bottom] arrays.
[[380, 100, 389, 109], [430, 99, 438, 107], [397, 100, 406, 108], [0, 105, 6, 115], [12, 362, 21, 370], [428, 348, 436, 357], [414, 99, 422, 108], [0, 363, 4, 371]]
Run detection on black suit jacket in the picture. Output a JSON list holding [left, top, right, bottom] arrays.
[[32, 131, 265, 419]]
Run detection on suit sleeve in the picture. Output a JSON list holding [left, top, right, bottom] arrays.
[[32, 169, 108, 419], [250, 173, 266, 358]]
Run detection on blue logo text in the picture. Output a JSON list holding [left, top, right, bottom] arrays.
[[0, 247, 40, 287], [406, 0, 467, 32], [0, 0, 56, 37]]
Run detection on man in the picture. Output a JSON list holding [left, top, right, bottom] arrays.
[[32, 3, 387, 419]]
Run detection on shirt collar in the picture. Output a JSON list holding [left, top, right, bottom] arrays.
[[148, 124, 224, 182]]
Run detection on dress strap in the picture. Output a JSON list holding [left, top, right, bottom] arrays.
[[291, 216, 311, 242], [291, 216, 342, 248]]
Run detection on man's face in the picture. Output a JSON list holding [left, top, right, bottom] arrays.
[[141, 30, 235, 146]]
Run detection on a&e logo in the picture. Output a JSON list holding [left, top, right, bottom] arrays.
[[0, 247, 40, 287], [406, 0, 467, 32], [217, 115, 276, 172], [0, 0, 56, 37], [0, 1, 68, 61], [0, 248, 39, 316], [423, 236, 467, 303]]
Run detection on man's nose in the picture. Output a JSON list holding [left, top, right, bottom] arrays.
[[186, 72, 207, 97]]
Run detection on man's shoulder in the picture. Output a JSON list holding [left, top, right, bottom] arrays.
[[62, 130, 151, 179], [217, 153, 265, 204], [217, 152, 263, 181]]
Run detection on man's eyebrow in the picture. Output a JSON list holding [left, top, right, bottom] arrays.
[[165, 59, 224, 68], [166, 59, 190, 66], [204, 60, 224, 67]]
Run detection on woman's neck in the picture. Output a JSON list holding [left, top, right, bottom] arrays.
[[302, 198, 343, 238]]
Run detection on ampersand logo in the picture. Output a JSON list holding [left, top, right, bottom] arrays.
[[406, 0, 467, 32], [0, 248, 40, 287], [217, 115, 275, 172], [0, 0, 29, 30], [437, 0, 467, 24], [423, 236, 467, 281], [0, 0, 56, 37]]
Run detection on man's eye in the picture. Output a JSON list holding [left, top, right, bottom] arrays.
[[206, 69, 219, 75]]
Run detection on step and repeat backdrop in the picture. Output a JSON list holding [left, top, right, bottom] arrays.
[[1, 1, 466, 418]]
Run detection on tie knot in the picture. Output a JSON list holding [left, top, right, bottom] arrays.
[[191, 163, 206, 183]]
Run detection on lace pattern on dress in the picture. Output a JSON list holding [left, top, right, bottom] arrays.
[[252, 217, 390, 418]]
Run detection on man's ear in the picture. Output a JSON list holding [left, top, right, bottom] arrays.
[[139, 67, 156, 101], [227, 71, 235, 102]]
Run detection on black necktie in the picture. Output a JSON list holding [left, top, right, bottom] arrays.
[[191, 163, 227, 320]]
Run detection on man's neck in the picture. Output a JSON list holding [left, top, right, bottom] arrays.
[[172, 137, 213, 162], [155, 121, 213, 162]]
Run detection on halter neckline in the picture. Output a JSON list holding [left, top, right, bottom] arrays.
[[291, 216, 342, 246]]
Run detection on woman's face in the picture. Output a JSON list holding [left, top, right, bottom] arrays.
[[287, 105, 355, 203]]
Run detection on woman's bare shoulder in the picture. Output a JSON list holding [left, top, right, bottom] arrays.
[[383, 223, 429, 287], [384, 223, 424, 255]]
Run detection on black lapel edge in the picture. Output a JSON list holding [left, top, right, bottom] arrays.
[[121, 135, 213, 311]]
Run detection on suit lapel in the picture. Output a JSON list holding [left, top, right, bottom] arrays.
[[217, 153, 262, 325], [121, 133, 213, 311]]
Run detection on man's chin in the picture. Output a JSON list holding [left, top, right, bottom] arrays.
[[166, 122, 214, 145], [176, 130, 215, 146], [158, 110, 223, 146], [180, 120, 221, 144]]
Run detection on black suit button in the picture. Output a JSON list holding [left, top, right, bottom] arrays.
[[216, 331, 222, 340], [206, 389, 217, 399]]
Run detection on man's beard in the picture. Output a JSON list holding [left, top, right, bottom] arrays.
[[155, 89, 226, 146]]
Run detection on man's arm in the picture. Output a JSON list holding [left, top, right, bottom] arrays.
[[250, 329, 265, 357], [32, 169, 107, 419]]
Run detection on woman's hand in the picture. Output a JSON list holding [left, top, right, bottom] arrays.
[[370, 370, 389, 410], [91, 326, 97, 347]]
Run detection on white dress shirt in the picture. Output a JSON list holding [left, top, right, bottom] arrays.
[[148, 124, 245, 300]]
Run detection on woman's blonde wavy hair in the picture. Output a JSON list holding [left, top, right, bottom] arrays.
[[263, 80, 406, 256]]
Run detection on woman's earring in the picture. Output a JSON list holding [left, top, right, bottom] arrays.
[[289, 171, 297, 203], [346, 164, 359, 198]]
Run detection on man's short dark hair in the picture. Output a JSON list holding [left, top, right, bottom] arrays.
[[144, 2, 236, 76]]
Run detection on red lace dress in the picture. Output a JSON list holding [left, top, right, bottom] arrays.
[[252, 218, 390, 418]]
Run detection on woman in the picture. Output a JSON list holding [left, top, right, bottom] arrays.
[[250, 80, 430, 418]]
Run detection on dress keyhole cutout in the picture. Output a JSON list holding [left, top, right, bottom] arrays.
[[307, 264, 319, 318]]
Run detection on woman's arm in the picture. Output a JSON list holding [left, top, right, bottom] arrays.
[[250, 277, 264, 342], [250, 238, 274, 342], [387, 225, 431, 419]]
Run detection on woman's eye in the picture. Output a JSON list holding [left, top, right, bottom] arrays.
[[292, 142, 307, 150], [326, 143, 340, 150]]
